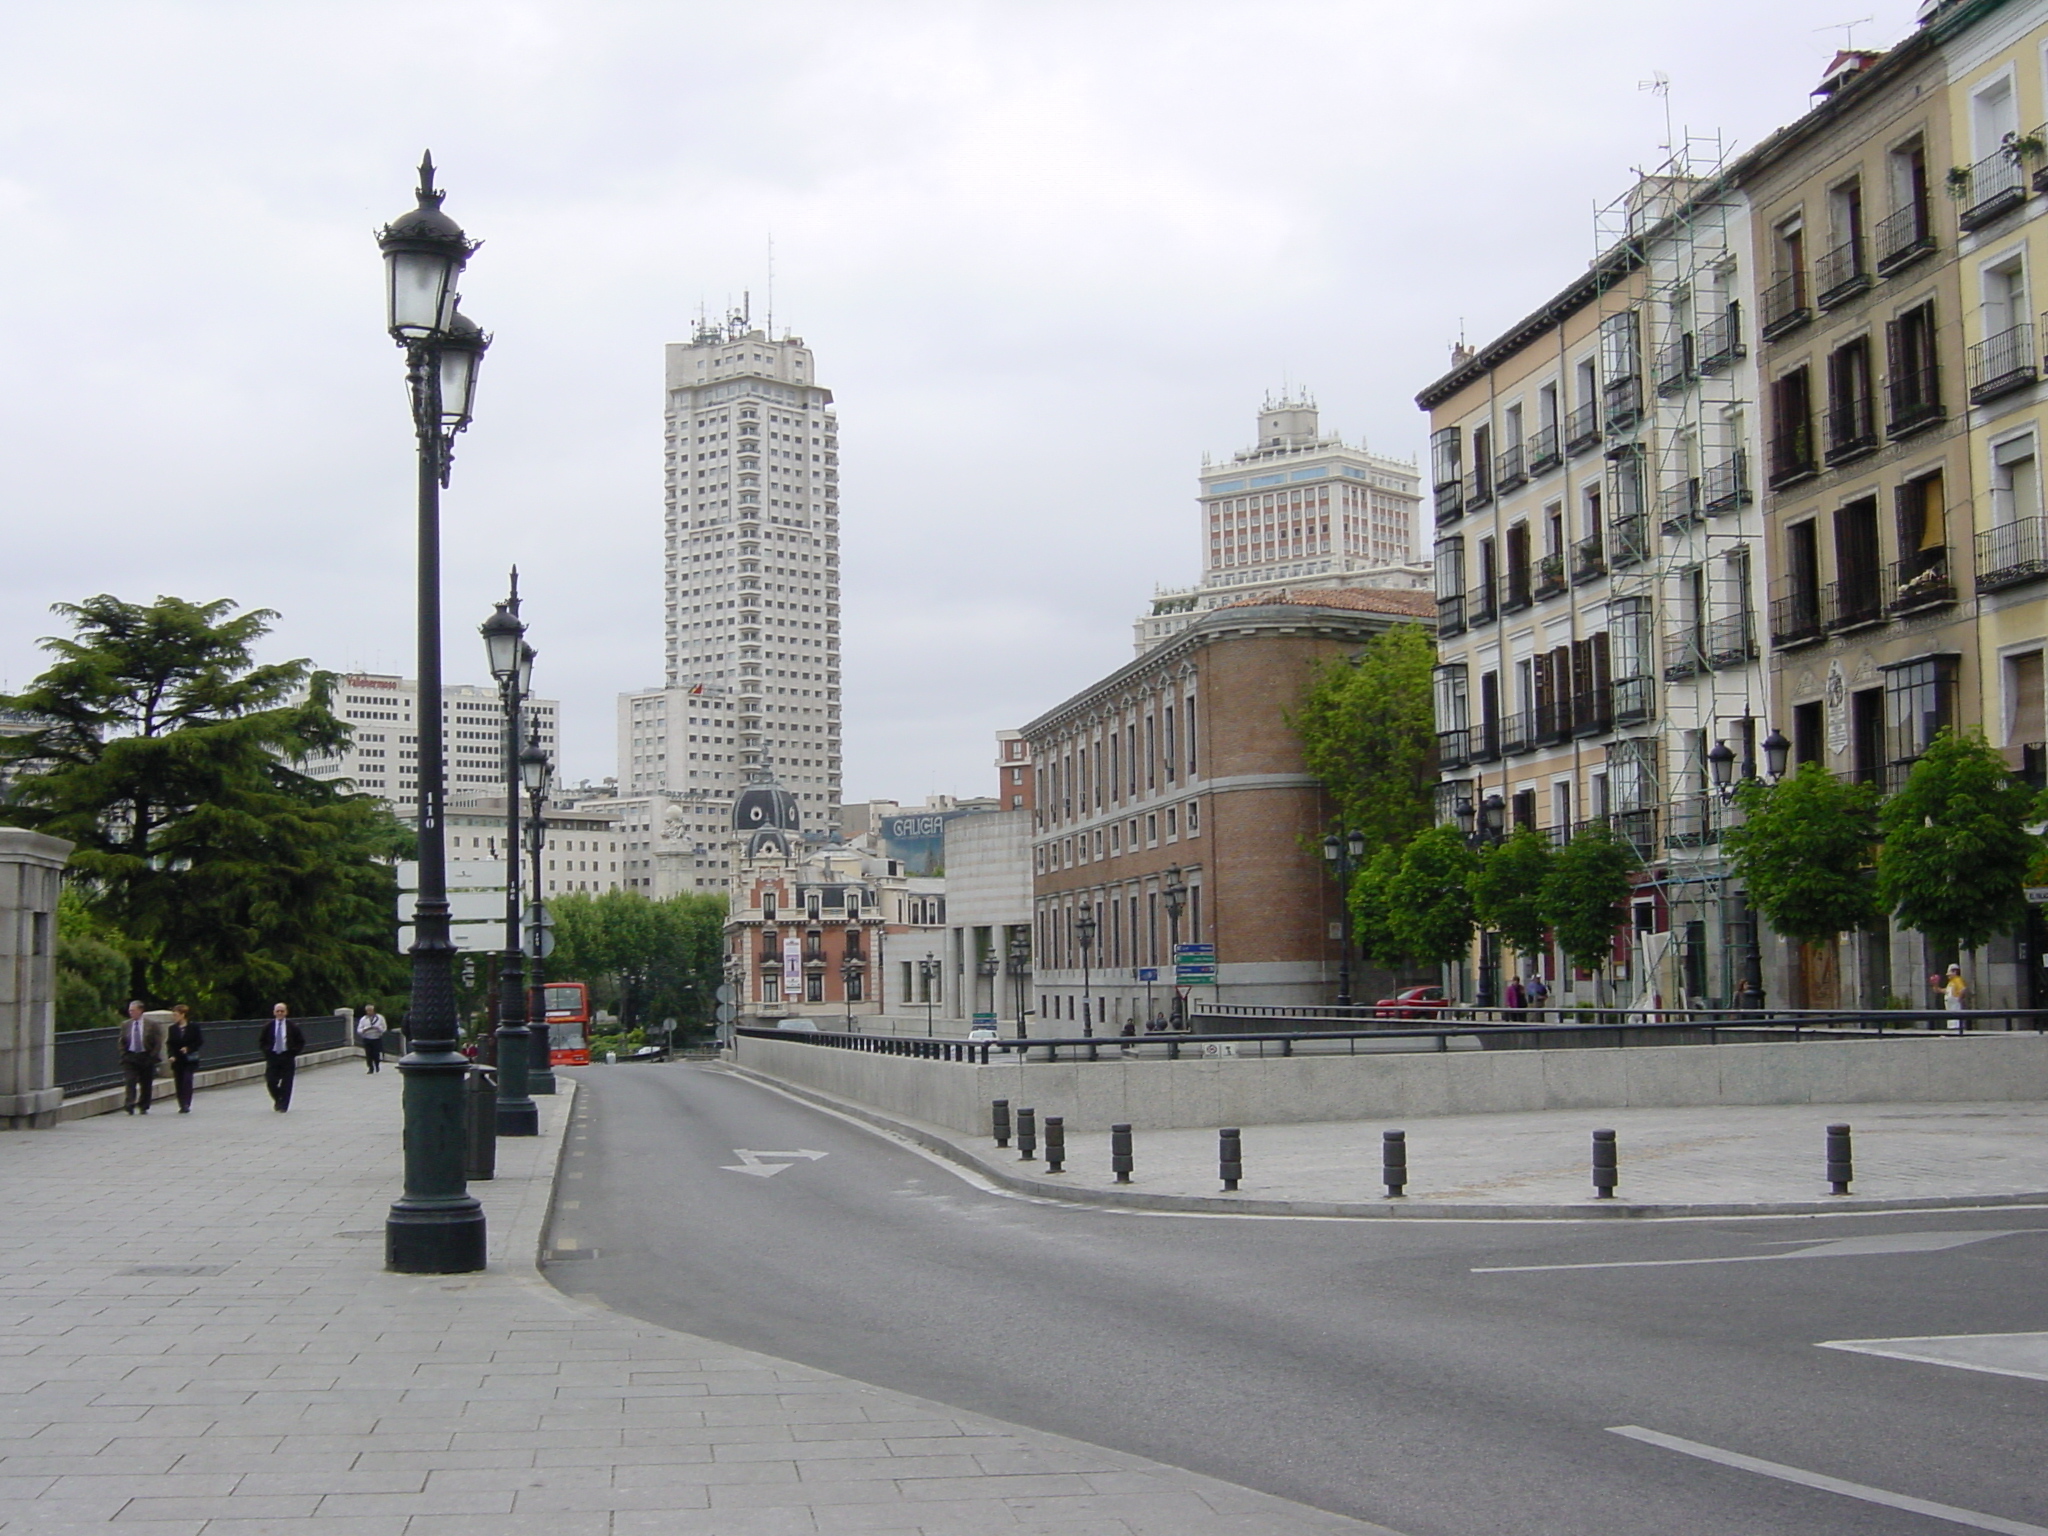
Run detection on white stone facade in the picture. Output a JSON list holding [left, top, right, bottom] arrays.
[[301, 674, 559, 812]]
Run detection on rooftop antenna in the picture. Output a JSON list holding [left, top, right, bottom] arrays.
[[765, 233, 775, 338], [1817, 16, 1876, 50], [1638, 71, 1674, 161]]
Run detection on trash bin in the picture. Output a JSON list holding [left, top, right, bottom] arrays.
[[464, 1064, 497, 1182]]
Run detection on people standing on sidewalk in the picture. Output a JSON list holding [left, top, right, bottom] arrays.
[[119, 1001, 165, 1115], [260, 1003, 305, 1111], [356, 1003, 389, 1073], [1503, 974, 1527, 1022], [1933, 964, 1968, 1031], [1527, 973, 1550, 1023], [166, 1004, 202, 1113]]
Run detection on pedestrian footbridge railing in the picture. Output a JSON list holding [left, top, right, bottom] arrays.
[[55, 1014, 352, 1098]]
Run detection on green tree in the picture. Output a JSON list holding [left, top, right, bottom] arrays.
[[1470, 824, 1553, 963], [1877, 729, 2044, 953], [1383, 823, 1477, 965], [1723, 763, 1881, 947], [549, 890, 726, 1034], [1293, 624, 1437, 853], [0, 594, 411, 1015], [54, 890, 129, 1031], [1540, 824, 1636, 972], [1347, 845, 1405, 969]]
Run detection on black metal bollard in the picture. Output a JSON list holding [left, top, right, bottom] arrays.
[[1111, 1123, 1134, 1184], [992, 1099, 1011, 1148], [1826, 1122, 1853, 1196], [1382, 1129, 1407, 1198], [1017, 1107, 1037, 1161], [1044, 1116, 1066, 1173], [1592, 1128, 1617, 1199], [1219, 1127, 1242, 1191]]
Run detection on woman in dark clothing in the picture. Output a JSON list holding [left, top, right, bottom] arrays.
[[166, 1004, 202, 1113]]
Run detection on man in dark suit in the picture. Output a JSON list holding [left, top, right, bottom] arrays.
[[119, 1001, 167, 1115], [260, 1003, 306, 1112]]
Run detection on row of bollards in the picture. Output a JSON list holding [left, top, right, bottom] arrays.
[[989, 1100, 1857, 1199]]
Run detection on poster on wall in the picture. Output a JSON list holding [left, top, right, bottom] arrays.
[[783, 936, 803, 996]]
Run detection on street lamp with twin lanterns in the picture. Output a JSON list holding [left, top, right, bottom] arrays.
[[379, 153, 492, 1275], [918, 953, 940, 1036], [1321, 829, 1368, 1005], [976, 951, 1000, 1023], [481, 586, 537, 1137], [519, 740, 555, 1094], [1074, 908, 1097, 1037], [1453, 790, 1507, 847], [1006, 929, 1032, 1039], [1162, 868, 1189, 1028]]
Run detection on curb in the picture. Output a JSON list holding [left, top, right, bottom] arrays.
[[716, 1063, 2048, 1222]]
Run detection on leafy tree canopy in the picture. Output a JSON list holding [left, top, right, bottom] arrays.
[[0, 594, 411, 1016], [1877, 729, 2043, 953], [1723, 763, 1881, 948], [549, 889, 727, 1033], [1347, 844, 1405, 970], [1540, 824, 1636, 971], [1471, 825, 1553, 961], [1294, 624, 1437, 854], [1382, 823, 1477, 966]]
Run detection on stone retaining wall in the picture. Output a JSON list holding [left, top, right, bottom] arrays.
[[731, 1032, 2048, 1135]]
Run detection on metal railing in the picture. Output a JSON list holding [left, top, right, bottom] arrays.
[[1662, 625, 1706, 680], [1959, 147, 2027, 231], [1603, 376, 1643, 433], [1760, 270, 1810, 340], [1572, 534, 1606, 583], [1564, 401, 1601, 454], [1494, 442, 1527, 492], [1435, 480, 1463, 521], [1825, 571, 1885, 631], [1697, 307, 1743, 371], [1826, 393, 1877, 463], [1967, 320, 2035, 403], [1611, 674, 1655, 727], [1654, 334, 1694, 395], [1658, 478, 1701, 533], [1701, 450, 1750, 513], [1875, 202, 1934, 272], [1436, 726, 1472, 768], [1467, 582, 1498, 626], [56, 1014, 351, 1098], [1886, 549, 1956, 614], [1527, 424, 1561, 475], [1975, 516, 2048, 591], [1610, 514, 1651, 568], [1770, 585, 1824, 647], [1813, 233, 1869, 308], [1886, 361, 1943, 436], [1462, 468, 1492, 509], [1534, 553, 1567, 599], [1707, 610, 1757, 667]]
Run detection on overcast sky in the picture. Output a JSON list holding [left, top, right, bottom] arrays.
[[0, 0, 1922, 799]]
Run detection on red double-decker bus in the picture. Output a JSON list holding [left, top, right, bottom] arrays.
[[543, 981, 592, 1066]]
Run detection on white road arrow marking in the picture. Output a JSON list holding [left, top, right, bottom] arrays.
[[719, 1149, 831, 1177], [1474, 1228, 2042, 1273]]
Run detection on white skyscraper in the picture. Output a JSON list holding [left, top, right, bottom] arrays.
[[615, 310, 842, 893]]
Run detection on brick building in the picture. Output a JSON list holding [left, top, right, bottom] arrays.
[[1022, 590, 1434, 1028]]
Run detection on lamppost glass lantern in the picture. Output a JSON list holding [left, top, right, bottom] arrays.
[[1480, 792, 1506, 838], [1346, 829, 1366, 862], [436, 312, 489, 435], [377, 153, 474, 341], [520, 740, 551, 796], [1454, 794, 1476, 837], [481, 601, 525, 682], [516, 641, 535, 700], [1763, 727, 1792, 781], [1708, 738, 1737, 796], [1322, 834, 1340, 864]]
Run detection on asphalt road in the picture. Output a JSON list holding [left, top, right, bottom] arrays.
[[553, 1062, 2048, 1535]]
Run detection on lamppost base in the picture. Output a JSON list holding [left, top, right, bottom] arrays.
[[385, 1198, 487, 1274], [495, 1099, 539, 1136], [529, 1025, 556, 1095]]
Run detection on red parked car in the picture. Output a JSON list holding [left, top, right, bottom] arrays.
[[1374, 986, 1459, 1020]]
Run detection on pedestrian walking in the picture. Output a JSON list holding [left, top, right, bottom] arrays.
[[260, 1003, 306, 1112], [1527, 973, 1550, 1022], [118, 1001, 166, 1115], [166, 1003, 202, 1113], [1933, 964, 1968, 1031], [356, 1002, 389, 1073], [1503, 974, 1527, 1022]]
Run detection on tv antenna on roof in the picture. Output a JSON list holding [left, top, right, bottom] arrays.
[[1817, 16, 1876, 50], [1638, 71, 1674, 158]]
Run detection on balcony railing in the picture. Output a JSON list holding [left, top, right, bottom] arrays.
[[1434, 481, 1463, 522], [1825, 572, 1885, 631], [1534, 552, 1567, 599], [1701, 451, 1750, 514], [1534, 699, 1573, 746], [1886, 362, 1943, 437], [1495, 443, 1527, 493], [1958, 148, 2028, 231], [1663, 625, 1706, 680], [1659, 478, 1701, 533], [1968, 321, 2036, 403], [1436, 593, 1467, 635], [1462, 468, 1493, 510], [1826, 394, 1878, 464], [1611, 807, 1659, 858], [1610, 514, 1651, 569], [1654, 333, 1694, 395], [1501, 567, 1533, 614], [1527, 424, 1561, 476], [1572, 534, 1606, 584], [1564, 401, 1601, 455], [1612, 674, 1655, 727], [1760, 270, 1810, 341], [1436, 727, 1471, 770], [1603, 376, 1643, 434], [1770, 584, 1824, 647], [1467, 583, 1498, 626], [1472, 719, 1501, 763], [1500, 710, 1532, 756], [1886, 549, 1956, 615], [1697, 307, 1744, 372], [1874, 202, 1935, 274], [1707, 611, 1757, 668], [1768, 425, 1818, 489], [1813, 234, 1870, 308], [1572, 689, 1613, 739], [1976, 516, 2048, 591]]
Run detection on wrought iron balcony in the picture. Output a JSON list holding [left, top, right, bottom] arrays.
[[1572, 534, 1606, 584], [1975, 516, 2048, 591], [1696, 307, 1744, 372], [1659, 478, 1702, 534], [1825, 572, 1885, 632], [1564, 401, 1601, 455], [1769, 585, 1824, 648], [1958, 148, 2028, 232], [1535, 699, 1573, 746], [1611, 807, 1660, 859], [1662, 625, 1705, 681], [1874, 203, 1935, 274], [1813, 234, 1870, 309], [1461, 468, 1493, 510], [1760, 271, 1810, 341], [1768, 425, 1818, 489], [1494, 443, 1527, 493], [1571, 689, 1613, 739], [1612, 674, 1655, 727], [1467, 583, 1498, 626], [1500, 710, 1532, 756], [1435, 593, 1467, 635], [1825, 395, 1878, 465], [1654, 334, 1694, 396], [1603, 376, 1643, 434], [1701, 451, 1750, 514], [1471, 719, 1501, 763], [1523, 425, 1560, 477], [1967, 321, 2035, 404], [1886, 549, 1956, 615], [1665, 795, 1720, 850], [1534, 553, 1567, 600], [1885, 362, 1943, 437], [1707, 611, 1757, 668], [1501, 567, 1533, 614]]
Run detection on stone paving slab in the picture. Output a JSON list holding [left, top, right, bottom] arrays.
[[0, 1056, 1398, 1533], [727, 1065, 2048, 1218]]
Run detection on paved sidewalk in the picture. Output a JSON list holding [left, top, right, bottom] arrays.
[[733, 1069, 2048, 1218], [0, 1060, 1396, 1533]]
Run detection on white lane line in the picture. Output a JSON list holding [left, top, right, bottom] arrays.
[[1476, 1228, 2040, 1272], [1818, 1331, 2048, 1385], [1607, 1425, 2048, 1535]]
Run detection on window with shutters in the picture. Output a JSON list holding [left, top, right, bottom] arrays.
[[1769, 366, 1817, 486], [1825, 337, 1877, 463], [1889, 471, 1954, 613], [1832, 496, 1883, 628], [1884, 301, 1942, 435]]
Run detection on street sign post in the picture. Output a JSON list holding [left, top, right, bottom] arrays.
[[1173, 942, 1216, 985]]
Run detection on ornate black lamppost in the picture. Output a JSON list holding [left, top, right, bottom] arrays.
[[1321, 831, 1367, 1005], [977, 951, 999, 1022], [521, 740, 556, 1094], [381, 153, 490, 1274], [482, 587, 537, 1136], [1162, 868, 1187, 1027], [840, 954, 861, 1032], [1007, 929, 1031, 1039], [918, 952, 939, 1036], [1075, 908, 1096, 1037]]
